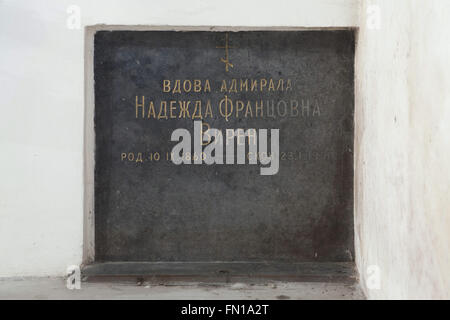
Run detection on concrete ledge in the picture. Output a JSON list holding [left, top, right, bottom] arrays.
[[82, 262, 356, 284], [0, 277, 365, 300]]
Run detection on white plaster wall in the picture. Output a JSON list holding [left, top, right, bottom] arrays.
[[0, 0, 358, 277], [355, 0, 450, 299]]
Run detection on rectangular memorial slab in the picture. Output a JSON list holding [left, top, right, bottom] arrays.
[[89, 30, 355, 279]]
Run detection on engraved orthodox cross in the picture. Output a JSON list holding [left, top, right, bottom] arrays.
[[216, 33, 233, 72]]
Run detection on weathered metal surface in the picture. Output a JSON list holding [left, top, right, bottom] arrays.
[[94, 31, 355, 266]]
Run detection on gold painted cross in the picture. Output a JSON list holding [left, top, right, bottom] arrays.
[[216, 33, 234, 72]]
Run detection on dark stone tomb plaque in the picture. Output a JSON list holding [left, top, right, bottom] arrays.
[[90, 30, 355, 279]]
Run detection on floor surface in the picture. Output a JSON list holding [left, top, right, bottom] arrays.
[[0, 278, 365, 300]]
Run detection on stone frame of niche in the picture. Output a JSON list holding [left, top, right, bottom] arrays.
[[83, 25, 357, 281]]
